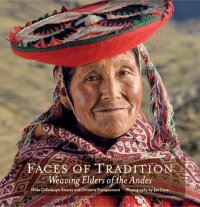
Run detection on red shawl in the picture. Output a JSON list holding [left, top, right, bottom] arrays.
[[0, 115, 200, 206]]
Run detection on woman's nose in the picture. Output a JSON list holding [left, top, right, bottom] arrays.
[[100, 77, 121, 100]]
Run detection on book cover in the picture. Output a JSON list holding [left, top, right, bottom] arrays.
[[0, 1, 199, 206]]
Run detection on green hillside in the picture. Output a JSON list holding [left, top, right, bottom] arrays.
[[0, 0, 199, 179]]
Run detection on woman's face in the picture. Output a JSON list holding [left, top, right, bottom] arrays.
[[69, 50, 142, 138]]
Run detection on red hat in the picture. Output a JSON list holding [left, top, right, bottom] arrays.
[[8, 0, 174, 67]]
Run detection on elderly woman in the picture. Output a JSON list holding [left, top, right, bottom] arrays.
[[1, 0, 200, 206]]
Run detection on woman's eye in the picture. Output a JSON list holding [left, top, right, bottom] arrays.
[[118, 70, 131, 76], [85, 75, 100, 81], [118, 67, 140, 77]]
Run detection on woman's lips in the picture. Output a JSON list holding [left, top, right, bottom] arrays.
[[94, 108, 126, 113]]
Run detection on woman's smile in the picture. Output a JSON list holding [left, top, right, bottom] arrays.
[[94, 107, 127, 113]]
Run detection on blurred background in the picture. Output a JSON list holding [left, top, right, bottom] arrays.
[[0, 0, 200, 180]]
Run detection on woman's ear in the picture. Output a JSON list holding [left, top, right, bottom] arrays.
[[60, 86, 72, 110]]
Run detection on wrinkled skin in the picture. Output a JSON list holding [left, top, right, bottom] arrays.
[[69, 50, 142, 143]]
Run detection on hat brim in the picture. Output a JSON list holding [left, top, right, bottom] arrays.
[[12, 18, 165, 67], [10, 0, 173, 66]]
